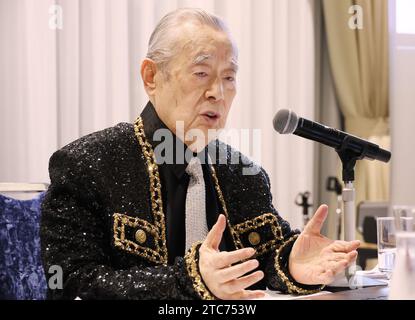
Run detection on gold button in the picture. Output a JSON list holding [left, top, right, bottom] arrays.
[[248, 232, 260, 246], [135, 229, 147, 244]]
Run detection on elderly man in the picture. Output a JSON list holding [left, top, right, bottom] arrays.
[[40, 8, 359, 300]]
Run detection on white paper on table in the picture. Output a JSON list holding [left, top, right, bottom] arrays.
[[252, 289, 333, 300], [327, 266, 389, 288], [355, 265, 390, 280]]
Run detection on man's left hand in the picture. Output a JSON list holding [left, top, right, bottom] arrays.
[[288, 204, 360, 285]]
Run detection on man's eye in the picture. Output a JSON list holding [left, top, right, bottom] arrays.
[[225, 76, 235, 82], [194, 72, 208, 78]]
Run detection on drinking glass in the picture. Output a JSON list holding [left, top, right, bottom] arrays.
[[377, 217, 397, 275], [389, 232, 415, 299]]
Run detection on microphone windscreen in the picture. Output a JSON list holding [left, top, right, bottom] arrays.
[[273, 109, 298, 134]]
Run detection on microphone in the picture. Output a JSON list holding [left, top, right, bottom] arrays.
[[273, 109, 391, 163]]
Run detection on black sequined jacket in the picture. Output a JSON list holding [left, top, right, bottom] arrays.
[[40, 117, 323, 300]]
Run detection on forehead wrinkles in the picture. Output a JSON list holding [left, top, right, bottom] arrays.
[[178, 28, 236, 57], [167, 27, 238, 77], [172, 22, 237, 55]]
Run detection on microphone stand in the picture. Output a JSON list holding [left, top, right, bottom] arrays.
[[326, 177, 343, 240], [335, 136, 365, 279], [295, 191, 313, 230]]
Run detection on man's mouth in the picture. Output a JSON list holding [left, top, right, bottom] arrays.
[[201, 111, 221, 121]]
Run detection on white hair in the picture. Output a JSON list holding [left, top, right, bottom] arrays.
[[146, 8, 236, 72]]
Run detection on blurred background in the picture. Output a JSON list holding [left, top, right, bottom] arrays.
[[0, 0, 414, 241]]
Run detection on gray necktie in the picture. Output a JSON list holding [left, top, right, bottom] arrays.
[[185, 156, 208, 252]]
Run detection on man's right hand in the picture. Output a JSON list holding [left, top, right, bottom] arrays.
[[198, 214, 266, 300]]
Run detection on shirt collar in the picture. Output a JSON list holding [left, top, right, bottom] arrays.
[[140, 101, 208, 180]]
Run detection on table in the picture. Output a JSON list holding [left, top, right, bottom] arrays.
[[298, 286, 389, 300]]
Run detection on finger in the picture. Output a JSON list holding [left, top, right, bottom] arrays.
[[214, 247, 256, 268], [325, 259, 350, 278], [304, 204, 328, 234], [231, 290, 266, 300], [333, 260, 349, 274], [317, 252, 358, 284], [331, 240, 361, 253], [203, 214, 226, 250], [224, 270, 264, 293], [313, 260, 344, 284], [217, 259, 259, 283], [327, 250, 358, 261], [326, 252, 349, 262], [316, 269, 335, 284], [346, 250, 358, 264], [349, 240, 361, 250]]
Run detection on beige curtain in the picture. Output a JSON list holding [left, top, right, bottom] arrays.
[[322, 0, 390, 210]]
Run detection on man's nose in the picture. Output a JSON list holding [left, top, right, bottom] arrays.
[[206, 77, 224, 102]]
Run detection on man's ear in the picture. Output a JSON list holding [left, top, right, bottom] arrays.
[[140, 59, 158, 96]]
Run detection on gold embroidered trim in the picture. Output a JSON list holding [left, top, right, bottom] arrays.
[[113, 213, 165, 264], [274, 235, 325, 295], [233, 213, 283, 256], [184, 242, 216, 300], [128, 116, 168, 264], [209, 164, 240, 246]]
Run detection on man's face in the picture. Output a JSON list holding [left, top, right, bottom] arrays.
[[152, 23, 238, 150]]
